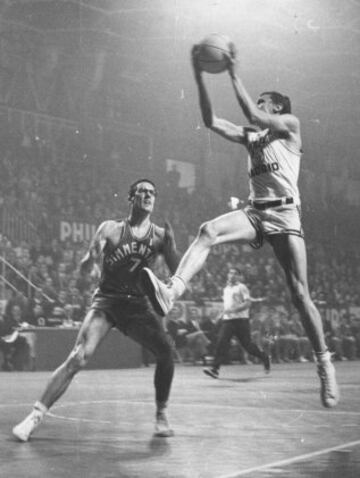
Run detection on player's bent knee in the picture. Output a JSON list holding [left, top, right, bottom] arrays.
[[292, 290, 312, 311], [66, 344, 88, 374], [288, 280, 309, 307], [198, 221, 217, 245]]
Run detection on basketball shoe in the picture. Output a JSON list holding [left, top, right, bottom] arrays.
[[203, 367, 219, 379], [154, 411, 174, 438], [263, 354, 271, 374], [140, 268, 174, 317], [317, 352, 339, 408], [12, 403, 46, 442]]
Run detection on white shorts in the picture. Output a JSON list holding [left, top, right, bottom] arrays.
[[244, 204, 304, 249]]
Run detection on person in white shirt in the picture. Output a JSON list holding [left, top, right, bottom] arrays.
[[203, 268, 270, 378]]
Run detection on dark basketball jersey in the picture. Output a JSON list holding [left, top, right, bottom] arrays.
[[98, 219, 160, 296]]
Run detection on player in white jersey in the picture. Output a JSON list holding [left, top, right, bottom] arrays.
[[140, 45, 339, 409]]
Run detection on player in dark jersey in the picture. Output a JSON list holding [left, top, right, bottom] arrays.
[[13, 179, 180, 441]]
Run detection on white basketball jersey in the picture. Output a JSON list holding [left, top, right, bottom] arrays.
[[246, 129, 301, 202]]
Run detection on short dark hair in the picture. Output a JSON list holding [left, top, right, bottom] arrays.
[[128, 178, 157, 201], [261, 91, 291, 114]]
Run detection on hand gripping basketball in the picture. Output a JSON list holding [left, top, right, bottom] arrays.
[[195, 34, 235, 74], [226, 41, 237, 77], [227, 41, 237, 63]]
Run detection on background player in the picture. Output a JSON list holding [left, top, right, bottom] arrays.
[[140, 45, 339, 408], [13, 179, 180, 441], [204, 267, 270, 378]]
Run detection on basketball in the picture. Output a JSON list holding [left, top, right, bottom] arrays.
[[197, 33, 231, 74]]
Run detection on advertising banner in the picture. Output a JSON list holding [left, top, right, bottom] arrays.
[[60, 221, 97, 243]]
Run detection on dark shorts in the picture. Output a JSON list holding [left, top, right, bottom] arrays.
[[219, 318, 251, 340], [90, 291, 173, 357]]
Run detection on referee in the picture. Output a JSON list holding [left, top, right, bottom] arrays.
[[203, 267, 270, 378]]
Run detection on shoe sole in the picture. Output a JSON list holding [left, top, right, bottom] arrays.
[[322, 396, 339, 408], [140, 269, 166, 316], [264, 357, 271, 374], [321, 385, 339, 408], [153, 429, 175, 438], [320, 382, 339, 408], [12, 429, 29, 442], [203, 369, 218, 379]]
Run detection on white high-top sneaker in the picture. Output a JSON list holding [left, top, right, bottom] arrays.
[[317, 352, 339, 408], [154, 410, 174, 438], [140, 268, 174, 317], [12, 403, 47, 442]]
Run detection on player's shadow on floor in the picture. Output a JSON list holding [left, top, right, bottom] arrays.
[[15, 435, 171, 462], [148, 436, 172, 455], [222, 376, 267, 383]]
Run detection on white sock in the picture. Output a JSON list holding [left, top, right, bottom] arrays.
[[156, 401, 167, 415], [171, 275, 186, 299], [315, 350, 331, 363]]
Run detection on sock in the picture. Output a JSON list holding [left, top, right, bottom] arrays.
[[156, 401, 167, 415], [171, 275, 186, 299], [315, 350, 331, 363], [33, 401, 48, 419]]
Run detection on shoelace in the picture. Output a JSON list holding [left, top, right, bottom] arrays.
[[31, 415, 41, 425]]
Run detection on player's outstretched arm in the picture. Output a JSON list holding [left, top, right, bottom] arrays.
[[191, 44, 249, 144], [191, 44, 214, 129], [250, 296, 266, 303], [227, 51, 298, 137]]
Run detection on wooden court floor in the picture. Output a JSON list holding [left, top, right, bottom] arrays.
[[1, 361, 359, 478]]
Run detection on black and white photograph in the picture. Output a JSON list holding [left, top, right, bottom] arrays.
[[0, 1, 359, 477]]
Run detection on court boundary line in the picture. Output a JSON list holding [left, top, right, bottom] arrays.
[[218, 438, 360, 478]]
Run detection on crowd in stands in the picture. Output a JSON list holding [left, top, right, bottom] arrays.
[[1, 124, 360, 370]]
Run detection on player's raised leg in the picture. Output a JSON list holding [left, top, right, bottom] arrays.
[[12, 310, 112, 441], [141, 209, 257, 316]]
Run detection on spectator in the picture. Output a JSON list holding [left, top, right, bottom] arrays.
[[340, 313, 357, 360], [0, 304, 32, 371], [167, 311, 210, 365]]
